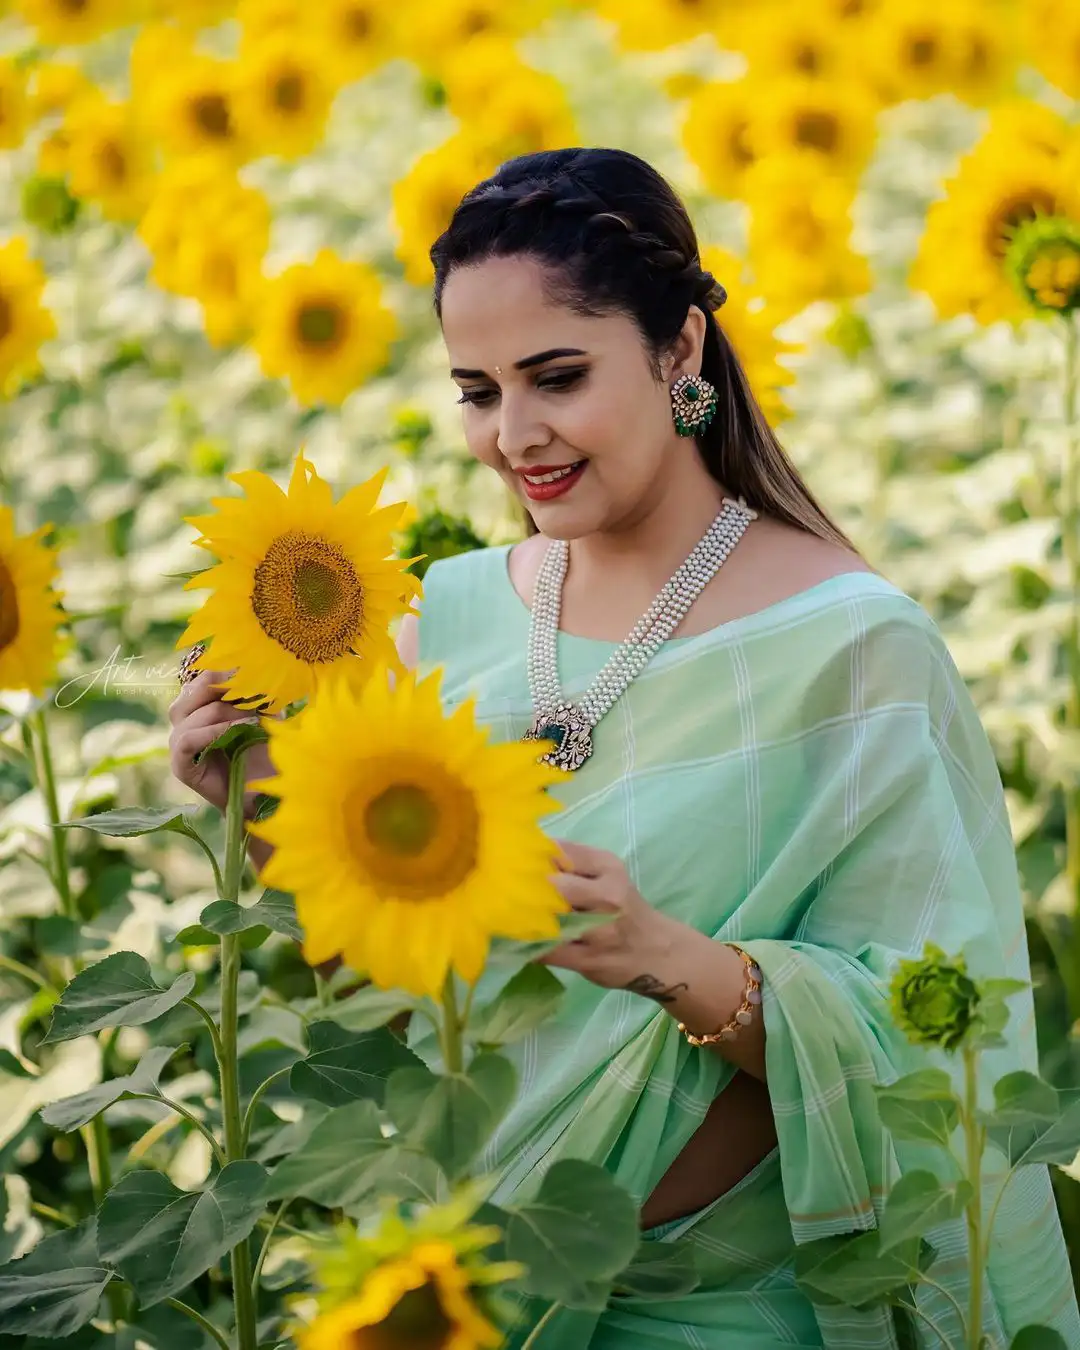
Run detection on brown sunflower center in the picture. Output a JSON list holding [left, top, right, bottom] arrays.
[[729, 119, 755, 167], [906, 33, 939, 67], [461, 9, 492, 36], [794, 43, 821, 74], [344, 4, 372, 40], [348, 760, 480, 902], [251, 530, 364, 663], [60, 0, 88, 12], [296, 301, 346, 351], [0, 558, 20, 653], [794, 110, 840, 154], [350, 1280, 454, 1350], [988, 189, 1059, 259], [192, 92, 232, 139], [97, 140, 128, 185], [0, 293, 12, 343], [0, 558, 19, 653], [273, 70, 306, 112], [206, 251, 239, 296]]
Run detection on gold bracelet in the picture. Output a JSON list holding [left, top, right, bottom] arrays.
[[677, 945, 762, 1047]]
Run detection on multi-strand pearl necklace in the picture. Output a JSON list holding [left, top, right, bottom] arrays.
[[523, 497, 758, 771]]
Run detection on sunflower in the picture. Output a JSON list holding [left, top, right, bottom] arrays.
[[178, 451, 418, 715], [700, 245, 801, 426], [1022, 0, 1080, 98], [0, 236, 57, 394], [142, 48, 248, 164], [744, 151, 871, 317], [144, 0, 235, 24], [469, 66, 577, 161], [593, 0, 730, 52], [911, 145, 1080, 325], [862, 0, 1015, 107], [391, 0, 534, 74], [174, 215, 268, 347], [232, 31, 336, 160], [314, 0, 399, 85], [65, 94, 153, 222], [392, 133, 499, 287], [138, 161, 266, 295], [236, 0, 304, 47], [248, 666, 565, 995], [0, 59, 30, 152], [746, 75, 878, 180], [680, 78, 759, 200], [252, 249, 396, 407], [981, 101, 1075, 162], [14, 0, 132, 44], [0, 504, 65, 697], [730, 0, 863, 82], [27, 61, 94, 121], [300, 1198, 520, 1350]]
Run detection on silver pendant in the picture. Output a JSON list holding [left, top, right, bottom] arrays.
[[524, 704, 594, 772]]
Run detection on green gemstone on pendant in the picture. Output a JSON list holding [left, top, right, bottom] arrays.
[[684, 383, 699, 401], [538, 723, 567, 751]]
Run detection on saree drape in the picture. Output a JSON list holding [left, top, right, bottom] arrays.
[[412, 544, 1080, 1348]]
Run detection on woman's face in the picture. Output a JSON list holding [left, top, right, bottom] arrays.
[[440, 254, 701, 539]]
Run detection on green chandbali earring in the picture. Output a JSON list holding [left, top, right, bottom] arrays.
[[670, 372, 718, 437]]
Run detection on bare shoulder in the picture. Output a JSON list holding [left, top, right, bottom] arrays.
[[506, 533, 549, 609]]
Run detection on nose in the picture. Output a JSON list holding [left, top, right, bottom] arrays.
[[496, 389, 552, 460]]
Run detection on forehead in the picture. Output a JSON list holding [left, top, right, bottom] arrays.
[[440, 255, 619, 359]]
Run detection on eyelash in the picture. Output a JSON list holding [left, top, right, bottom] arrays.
[[456, 369, 586, 406]]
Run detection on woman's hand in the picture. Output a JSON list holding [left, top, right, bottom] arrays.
[[167, 668, 276, 817], [539, 840, 689, 996]]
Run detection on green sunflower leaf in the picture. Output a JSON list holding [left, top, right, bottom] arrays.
[[505, 1160, 639, 1306], [487, 911, 618, 968], [194, 721, 269, 764], [878, 1171, 972, 1252], [385, 1052, 516, 1179], [872, 1069, 961, 1146], [0, 1219, 111, 1338], [40, 1044, 187, 1132], [320, 984, 420, 1033], [96, 1162, 268, 1307], [794, 1231, 936, 1309], [43, 953, 196, 1044], [290, 1020, 423, 1107], [612, 1238, 700, 1299], [469, 964, 565, 1047], [52, 805, 201, 838]]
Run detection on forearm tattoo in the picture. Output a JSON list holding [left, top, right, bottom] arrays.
[[624, 973, 689, 1004]]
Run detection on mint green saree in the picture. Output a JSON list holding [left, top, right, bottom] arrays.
[[413, 544, 1080, 1349]]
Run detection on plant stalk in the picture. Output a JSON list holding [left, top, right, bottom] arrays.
[[441, 972, 464, 1075], [519, 1301, 561, 1350], [217, 748, 258, 1350], [962, 1044, 984, 1350], [1061, 315, 1080, 1020]]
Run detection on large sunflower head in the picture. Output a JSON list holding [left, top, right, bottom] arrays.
[[0, 505, 65, 697], [300, 1195, 521, 1350], [177, 451, 419, 714], [746, 75, 877, 179], [392, 133, 498, 287], [174, 218, 268, 347], [315, 0, 399, 85], [0, 235, 57, 394], [65, 94, 153, 222], [247, 667, 566, 996], [911, 146, 1080, 324], [253, 248, 397, 407], [232, 31, 336, 161], [143, 50, 248, 164], [863, 0, 1014, 106]]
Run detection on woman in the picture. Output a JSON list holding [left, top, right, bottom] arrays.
[[169, 148, 1079, 1348]]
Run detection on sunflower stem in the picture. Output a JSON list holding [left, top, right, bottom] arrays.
[[961, 1043, 984, 1350], [520, 1300, 561, 1349], [218, 748, 258, 1350], [1063, 314, 1080, 1024], [441, 972, 464, 1075], [30, 708, 77, 924]]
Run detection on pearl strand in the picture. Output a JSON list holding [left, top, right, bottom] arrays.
[[527, 497, 757, 729]]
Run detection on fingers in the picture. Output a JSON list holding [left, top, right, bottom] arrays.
[[168, 668, 238, 724], [551, 872, 613, 911], [552, 839, 614, 877], [170, 717, 256, 770]]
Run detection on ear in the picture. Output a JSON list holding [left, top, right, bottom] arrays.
[[668, 305, 708, 381]]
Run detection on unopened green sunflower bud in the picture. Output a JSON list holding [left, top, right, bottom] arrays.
[[824, 304, 874, 362], [21, 174, 79, 235], [1005, 215, 1080, 316], [890, 943, 981, 1052]]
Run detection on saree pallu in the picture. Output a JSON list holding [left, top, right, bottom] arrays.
[[412, 545, 1080, 1349]]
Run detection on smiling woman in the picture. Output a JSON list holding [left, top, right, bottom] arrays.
[[406, 146, 1080, 1349]]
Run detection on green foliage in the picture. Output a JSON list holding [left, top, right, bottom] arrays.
[[43, 953, 196, 1043]]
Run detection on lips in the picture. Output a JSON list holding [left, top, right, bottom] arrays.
[[517, 460, 588, 502]]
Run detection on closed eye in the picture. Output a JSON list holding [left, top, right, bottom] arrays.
[[456, 369, 586, 407]]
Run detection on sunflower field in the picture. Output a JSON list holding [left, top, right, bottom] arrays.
[[1, 0, 1080, 1346]]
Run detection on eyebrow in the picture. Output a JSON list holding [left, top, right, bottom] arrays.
[[449, 348, 588, 380]]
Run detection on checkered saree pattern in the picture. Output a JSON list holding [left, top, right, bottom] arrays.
[[412, 545, 1080, 1349]]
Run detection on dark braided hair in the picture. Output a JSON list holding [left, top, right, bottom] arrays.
[[430, 147, 851, 548]]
